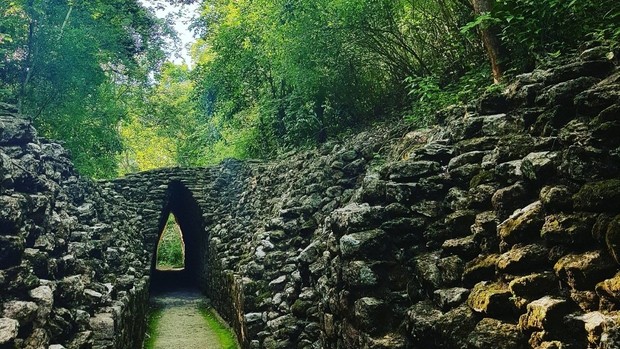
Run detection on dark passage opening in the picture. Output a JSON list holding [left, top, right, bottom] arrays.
[[150, 181, 207, 292]]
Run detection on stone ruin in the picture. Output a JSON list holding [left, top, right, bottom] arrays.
[[1, 48, 620, 349]]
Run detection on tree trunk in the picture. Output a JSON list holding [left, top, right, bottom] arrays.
[[471, 0, 505, 83]]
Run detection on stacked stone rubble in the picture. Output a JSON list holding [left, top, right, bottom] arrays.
[[1, 46, 619, 349], [0, 114, 151, 349]]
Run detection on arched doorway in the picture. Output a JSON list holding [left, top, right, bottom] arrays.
[[150, 181, 207, 292]]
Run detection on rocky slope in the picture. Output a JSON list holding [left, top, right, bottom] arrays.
[[1, 46, 619, 349]]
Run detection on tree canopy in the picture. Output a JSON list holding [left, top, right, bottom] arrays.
[[1, 0, 618, 177]]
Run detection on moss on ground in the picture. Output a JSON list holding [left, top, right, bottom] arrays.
[[143, 306, 163, 349], [144, 301, 238, 349], [199, 306, 239, 349]]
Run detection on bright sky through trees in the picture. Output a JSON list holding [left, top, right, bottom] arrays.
[[139, 0, 199, 65]]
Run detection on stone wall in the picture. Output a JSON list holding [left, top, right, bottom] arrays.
[[0, 114, 151, 349], [1, 46, 619, 349]]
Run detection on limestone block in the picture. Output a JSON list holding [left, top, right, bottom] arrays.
[[467, 281, 513, 317], [539, 185, 573, 212], [554, 250, 616, 290], [2, 301, 38, 325], [463, 254, 499, 287], [518, 296, 571, 332], [573, 180, 620, 213], [89, 313, 114, 341], [339, 229, 386, 259], [467, 318, 527, 349], [509, 272, 557, 300], [496, 244, 548, 274], [521, 151, 559, 181], [498, 201, 544, 245], [433, 287, 470, 311], [0, 318, 18, 344], [541, 213, 596, 245], [354, 297, 389, 334], [0, 116, 37, 145], [383, 160, 441, 182]]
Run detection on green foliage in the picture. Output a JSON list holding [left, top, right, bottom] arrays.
[[156, 214, 185, 270], [405, 66, 493, 125], [143, 306, 163, 349], [118, 63, 205, 173], [2, 0, 617, 176], [199, 307, 239, 349], [189, 0, 483, 159], [464, 0, 620, 70], [1, 0, 169, 178]]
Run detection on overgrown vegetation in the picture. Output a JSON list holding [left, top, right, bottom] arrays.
[[143, 306, 163, 349], [156, 214, 185, 270], [199, 306, 239, 349], [1, 0, 618, 175]]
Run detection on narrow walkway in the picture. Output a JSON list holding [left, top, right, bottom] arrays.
[[148, 290, 224, 349]]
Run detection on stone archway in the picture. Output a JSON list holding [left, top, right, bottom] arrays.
[[150, 181, 208, 292]]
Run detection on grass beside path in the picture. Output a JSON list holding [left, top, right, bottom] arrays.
[[143, 290, 239, 349], [200, 307, 239, 349]]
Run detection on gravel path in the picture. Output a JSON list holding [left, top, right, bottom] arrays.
[[148, 290, 223, 349]]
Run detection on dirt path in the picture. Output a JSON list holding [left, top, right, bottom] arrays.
[[148, 290, 224, 349]]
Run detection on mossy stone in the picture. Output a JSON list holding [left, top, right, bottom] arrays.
[[574, 180, 620, 212]]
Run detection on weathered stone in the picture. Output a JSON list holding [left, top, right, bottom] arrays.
[[463, 254, 499, 287], [497, 244, 549, 274], [554, 251, 616, 290], [384, 160, 441, 182], [407, 301, 443, 343], [541, 213, 596, 245], [433, 287, 470, 311], [342, 261, 378, 288], [354, 297, 389, 334], [492, 182, 531, 219], [521, 151, 559, 181], [467, 318, 527, 349], [596, 272, 620, 304], [495, 160, 524, 183], [410, 142, 454, 164], [2, 301, 38, 325], [539, 186, 573, 212], [509, 272, 558, 304], [435, 304, 479, 348], [339, 229, 386, 259], [0, 194, 26, 235], [574, 180, 620, 212], [471, 211, 499, 253], [605, 215, 620, 264], [0, 235, 25, 268], [575, 311, 619, 346], [366, 333, 406, 349], [560, 145, 619, 182], [498, 201, 544, 245], [447, 151, 488, 169], [467, 281, 513, 316], [444, 210, 476, 237], [536, 76, 600, 106], [437, 255, 464, 286], [0, 116, 37, 145], [441, 235, 478, 260], [330, 203, 385, 234], [414, 252, 441, 289], [518, 296, 572, 332], [89, 313, 114, 341], [0, 318, 19, 344]]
